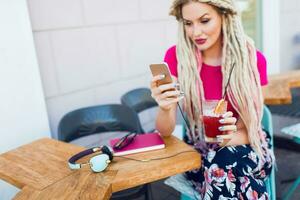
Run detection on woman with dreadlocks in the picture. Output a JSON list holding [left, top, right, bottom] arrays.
[[150, 0, 274, 199]]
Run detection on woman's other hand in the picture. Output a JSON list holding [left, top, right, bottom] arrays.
[[150, 75, 184, 111], [216, 111, 237, 142]]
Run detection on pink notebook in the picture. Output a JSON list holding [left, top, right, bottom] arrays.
[[109, 133, 165, 156]]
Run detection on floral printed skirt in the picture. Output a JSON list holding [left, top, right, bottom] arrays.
[[185, 141, 273, 200]]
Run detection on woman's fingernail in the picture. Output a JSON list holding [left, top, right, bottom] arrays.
[[174, 83, 180, 90], [219, 119, 225, 123], [218, 126, 225, 131], [160, 74, 165, 79]]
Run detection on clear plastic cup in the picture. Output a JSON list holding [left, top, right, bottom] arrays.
[[202, 100, 228, 141]]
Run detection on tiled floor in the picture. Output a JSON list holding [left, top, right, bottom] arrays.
[[124, 113, 300, 200]]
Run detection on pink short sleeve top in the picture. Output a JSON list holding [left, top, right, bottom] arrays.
[[163, 45, 268, 118]]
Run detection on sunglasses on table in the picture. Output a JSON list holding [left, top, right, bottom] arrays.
[[113, 132, 137, 150]]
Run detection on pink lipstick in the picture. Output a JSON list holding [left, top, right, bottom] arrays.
[[195, 38, 207, 45]]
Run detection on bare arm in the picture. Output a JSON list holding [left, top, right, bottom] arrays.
[[150, 75, 183, 137], [155, 103, 177, 137]]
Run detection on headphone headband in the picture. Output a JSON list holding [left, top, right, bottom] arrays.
[[68, 146, 113, 171]]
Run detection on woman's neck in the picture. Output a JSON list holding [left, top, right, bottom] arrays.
[[202, 37, 223, 66]]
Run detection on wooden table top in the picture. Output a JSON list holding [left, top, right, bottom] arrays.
[[0, 136, 201, 200], [263, 70, 300, 105]]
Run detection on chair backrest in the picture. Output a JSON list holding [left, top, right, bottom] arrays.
[[262, 105, 276, 200], [121, 88, 158, 133], [57, 104, 142, 142], [121, 88, 157, 113]]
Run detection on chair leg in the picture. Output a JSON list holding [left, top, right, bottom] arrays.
[[282, 176, 300, 200], [145, 183, 152, 200]]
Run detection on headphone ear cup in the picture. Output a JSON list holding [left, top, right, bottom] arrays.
[[102, 145, 113, 161]]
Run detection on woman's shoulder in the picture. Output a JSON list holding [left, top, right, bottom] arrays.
[[256, 50, 267, 65], [164, 45, 178, 77], [255, 49, 268, 86], [164, 45, 177, 58]]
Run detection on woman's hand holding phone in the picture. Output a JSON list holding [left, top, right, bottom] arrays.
[[149, 63, 184, 111], [150, 75, 184, 111]]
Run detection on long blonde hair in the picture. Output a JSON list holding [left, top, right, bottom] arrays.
[[170, 0, 265, 158]]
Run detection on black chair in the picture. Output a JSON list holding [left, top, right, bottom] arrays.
[[121, 88, 158, 133], [57, 104, 151, 200]]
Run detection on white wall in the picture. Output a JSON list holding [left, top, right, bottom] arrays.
[[26, 0, 287, 138], [262, 0, 280, 74], [27, 0, 177, 138], [0, 0, 50, 199], [279, 0, 300, 72]]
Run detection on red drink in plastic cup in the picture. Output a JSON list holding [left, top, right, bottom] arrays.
[[203, 116, 223, 138], [202, 100, 227, 140]]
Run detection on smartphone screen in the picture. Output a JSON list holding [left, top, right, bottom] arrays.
[[149, 62, 173, 86]]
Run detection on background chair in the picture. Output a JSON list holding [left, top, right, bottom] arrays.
[[57, 104, 151, 200], [121, 88, 158, 133], [58, 104, 143, 144], [262, 105, 276, 200], [168, 106, 276, 200]]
